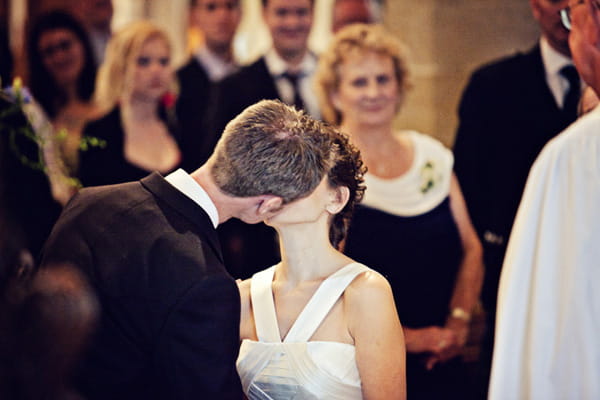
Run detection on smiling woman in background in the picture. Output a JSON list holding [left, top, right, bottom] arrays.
[[78, 21, 182, 187], [316, 24, 483, 400]]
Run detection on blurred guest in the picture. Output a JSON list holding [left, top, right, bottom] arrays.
[[0, 263, 98, 400], [70, 0, 113, 65], [489, 1, 600, 398], [177, 0, 241, 171], [212, 0, 319, 134], [27, 10, 98, 203], [452, 1, 580, 393], [316, 24, 483, 399], [211, 0, 317, 280], [332, 0, 377, 33], [0, 23, 12, 86], [79, 21, 182, 187], [0, 89, 62, 268]]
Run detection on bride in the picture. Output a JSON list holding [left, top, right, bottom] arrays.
[[237, 126, 406, 399]]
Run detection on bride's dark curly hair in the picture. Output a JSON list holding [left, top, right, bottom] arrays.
[[325, 126, 366, 249]]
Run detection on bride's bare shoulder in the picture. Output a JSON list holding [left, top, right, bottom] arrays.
[[344, 268, 396, 314]]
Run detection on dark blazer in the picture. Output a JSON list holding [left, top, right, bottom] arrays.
[[176, 58, 215, 171], [453, 44, 577, 310], [206, 57, 282, 279], [79, 107, 182, 188], [41, 173, 243, 400], [209, 56, 280, 138]]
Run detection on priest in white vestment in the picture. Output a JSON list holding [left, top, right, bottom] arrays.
[[489, 1, 600, 398]]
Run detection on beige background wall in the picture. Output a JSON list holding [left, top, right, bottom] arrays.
[[385, 1, 540, 146]]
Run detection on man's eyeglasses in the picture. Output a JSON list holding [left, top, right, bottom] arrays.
[[560, 0, 600, 31]]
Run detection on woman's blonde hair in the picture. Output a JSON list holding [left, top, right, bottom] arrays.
[[315, 23, 411, 125], [94, 20, 171, 114]]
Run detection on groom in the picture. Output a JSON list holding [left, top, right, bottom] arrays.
[[41, 100, 335, 399]]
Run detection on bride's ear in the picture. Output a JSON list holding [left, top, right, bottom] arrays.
[[326, 186, 350, 214]]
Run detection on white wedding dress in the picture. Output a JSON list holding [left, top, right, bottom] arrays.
[[236, 263, 369, 399]]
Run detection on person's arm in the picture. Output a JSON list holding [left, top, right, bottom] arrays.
[[441, 174, 484, 356], [238, 278, 255, 341], [347, 270, 406, 400], [402, 326, 456, 353]]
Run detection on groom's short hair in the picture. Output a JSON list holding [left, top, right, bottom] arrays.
[[211, 100, 336, 204]]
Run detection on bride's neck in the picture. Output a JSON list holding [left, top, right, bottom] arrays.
[[276, 225, 343, 284]]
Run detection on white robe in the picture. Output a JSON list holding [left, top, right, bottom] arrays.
[[489, 106, 600, 400]]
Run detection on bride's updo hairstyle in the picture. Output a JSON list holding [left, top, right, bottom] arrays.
[[325, 126, 366, 249]]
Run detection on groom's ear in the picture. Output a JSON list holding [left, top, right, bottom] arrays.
[[257, 195, 284, 216]]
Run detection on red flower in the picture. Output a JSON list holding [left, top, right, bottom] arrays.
[[161, 91, 177, 109]]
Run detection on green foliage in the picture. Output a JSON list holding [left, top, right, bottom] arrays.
[[1, 78, 106, 188]]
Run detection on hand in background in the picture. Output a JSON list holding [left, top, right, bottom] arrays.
[[404, 326, 458, 370]]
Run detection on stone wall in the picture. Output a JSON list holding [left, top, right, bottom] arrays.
[[385, 1, 539, 146]]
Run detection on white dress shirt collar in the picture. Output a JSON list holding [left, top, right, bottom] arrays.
[[263, 47, 317, 77], [194, 46, 238, 82], [540, 36, 579, 108], [165, 169, 219, 228]]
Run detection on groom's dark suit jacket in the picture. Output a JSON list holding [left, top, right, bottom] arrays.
[[41, 173, 242, 400]]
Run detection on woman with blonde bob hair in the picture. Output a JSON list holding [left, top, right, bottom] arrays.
[[315, 24, 483, 399], [315, 24, 410, 127], [79, 20, 182, 187]]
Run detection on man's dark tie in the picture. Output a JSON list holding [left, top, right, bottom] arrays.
[[281, 71, 305, 111], [560, 65, 581, 119]]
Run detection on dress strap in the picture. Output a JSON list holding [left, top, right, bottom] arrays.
[[284, 263, 370, 343], [250, 266, 282, 343]]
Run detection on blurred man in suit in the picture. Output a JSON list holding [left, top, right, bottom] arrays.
[[452, 0, 581, 395], [177, 0, 241, 171], [210, 0, 318, 280], [70, 0, 113, 65], [212, 0, 318, 131], [490, 1, 600, 397]]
